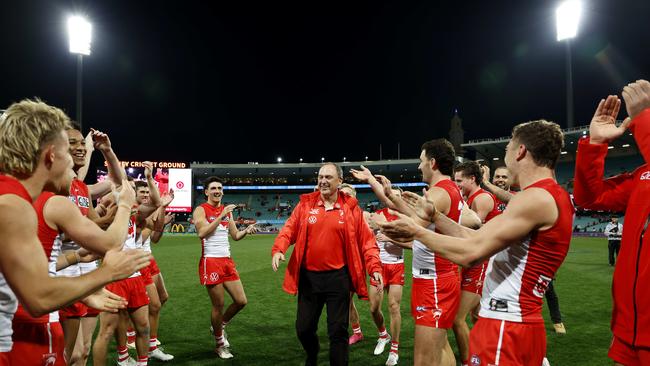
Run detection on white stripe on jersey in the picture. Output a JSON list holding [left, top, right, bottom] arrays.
[[412, 223, 438, 279], [377, 239, 404, 264], [479, 236, 531, 322], [202, 221, 231, 258]]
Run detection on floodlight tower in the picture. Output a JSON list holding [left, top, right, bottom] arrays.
[[68, 15, 92, 131], [556, 1, 582, 128]]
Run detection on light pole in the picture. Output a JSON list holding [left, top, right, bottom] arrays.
[[556, 1, 582, 128], [67, 15, 92, 132]]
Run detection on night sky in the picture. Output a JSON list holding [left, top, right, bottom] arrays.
[[1, 0, 649, 164]]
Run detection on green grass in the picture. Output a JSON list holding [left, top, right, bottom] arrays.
[[102, 235, 615, 365]]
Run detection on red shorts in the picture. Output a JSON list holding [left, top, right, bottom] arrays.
[[9, 321, 65, 366], [148, 258, 161, 276], [468, 317, 546, 366], [381, 263, 405, 287], [461, 261, 488, 295], [84, 305, 100, 318], [608, 334, 650, 366], [106, 276, 149, 309], [411, 275, 460, 329], [140, 265, 154, 286], [59, 301, 87, 320], [0, 352, 8, 366], [199, 257, 239, 286]]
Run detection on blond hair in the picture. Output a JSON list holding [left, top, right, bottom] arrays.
[[0, 99, 71, 177], [339, 183, 357, 197]]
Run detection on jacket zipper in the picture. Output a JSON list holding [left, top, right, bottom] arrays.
[[632, 215, 650, 346]]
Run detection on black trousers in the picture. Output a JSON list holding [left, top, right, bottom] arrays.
[[296, 267, 351, 366], [545, 279, 562, 324], [609, 240, 621, 265]]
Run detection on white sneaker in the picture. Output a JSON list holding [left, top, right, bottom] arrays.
[[117, 357, 136, 366], [155, 339, 161, 346], [374, 335, 391, 355], [215, 346, 234, 359], [386, 352, 399, 366], [542, 357, 551, 366], [126, 341, 136, 350], [149, 348, 174, 361]]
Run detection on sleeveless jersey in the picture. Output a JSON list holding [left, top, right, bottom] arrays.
[[412, 179, 464, 279], [479, 178, 574, 323], [14, 192, 61, 324], [57, 179, 91, 278], [123, 214, 142, 278], [200, 203, 232, 258], [467, 188, 501, 222], [375, 208, 403, 264], [0, 175, 32, 352]]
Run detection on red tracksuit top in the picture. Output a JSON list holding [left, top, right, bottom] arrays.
[[573, 108, 650, 347]]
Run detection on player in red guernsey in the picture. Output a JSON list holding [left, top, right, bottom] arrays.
[[193, 176, 257, 359], [9, 181, 137, 366], [453, 161, 501, 366], [380, 120, 573, 366], [0, 99, 150, 365], [354, 139, 468, 366]]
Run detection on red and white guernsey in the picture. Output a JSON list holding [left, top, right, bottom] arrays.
[[467, 188, 501, 222], [57, 179, 92, 278], [200, 203, 232, 258], [375, 208, 403, 264], [412, 179, 464, 279], [0, 175, 33, 352], [124, 214, 142, 278], [479, 178, 574, 323], [14, 192, 62, 324]]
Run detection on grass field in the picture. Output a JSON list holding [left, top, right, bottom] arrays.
[[105, 234, 615, 365]]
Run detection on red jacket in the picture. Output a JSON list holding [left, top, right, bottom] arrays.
[[272, 191, 382, 299], [573, 108, 650, 347]]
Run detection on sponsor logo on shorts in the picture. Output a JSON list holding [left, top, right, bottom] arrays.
[[432, 309, 442, 320], [470, 355, 481, 366], [43, 353, 57, 366], [641, 171, 650, 180], [308, 215, 317, 224], [210, 272, 219, 282]]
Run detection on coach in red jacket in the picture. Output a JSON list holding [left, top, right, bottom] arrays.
[[573, 80, 650, 366], [272, 162, 383, 366]]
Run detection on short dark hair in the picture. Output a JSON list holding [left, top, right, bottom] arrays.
[[454, 161, 482, 185], [134, 180, 148, 190], [320, 162, 343, 179], [511, 120, 564, 169], [421, 139, 456, 176], [67, 120, 82, 132], [204, 176, 223, 188]]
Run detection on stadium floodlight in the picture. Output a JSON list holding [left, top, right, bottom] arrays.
[[343, 157, 346, 162], [277, 157, 282, 163], [365, 156, 368, 161], [68, 16, 92, 55], [67, 15, 92, 132], [321, 157, 325, 162], [556, 1, 582, 41], [299, 158, 303, 163]]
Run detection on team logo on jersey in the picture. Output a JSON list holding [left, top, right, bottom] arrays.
[[209, 216, 217, 221], [533, 274, 552, 298], [641, 171, 650, 180], [309, 208, 320, 215], [497, 202, 507, 212], [308, 216, 317, 224], [78, 196, 90, 208], [210, 272, 219, 282], [470, 355, 481, 366]]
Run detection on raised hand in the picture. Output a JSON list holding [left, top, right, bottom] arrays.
[[161, 190, 175, 207], [374, 175, 394, 201], [90, 128, 112, 152], [143, 161, 154, 179], [82, 288, 127, 313], [163, 213, 175, 226], [378, 211, 421, 243], [622, 80, 650, 120], [117, 179, 136, 208], [481, 165, 491, 184], [101, 248, 152, 281], [245, 224, 258, 234], [223, 204, 238, 216], [589, 95, 628, 144], [350, 165, 373, 182], [402, 190, 437, 223]]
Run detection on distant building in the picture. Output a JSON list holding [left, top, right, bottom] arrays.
[[449, 109, 464, 156]]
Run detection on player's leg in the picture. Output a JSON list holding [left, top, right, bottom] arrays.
[[369, 284, 390, 355], [609, 241, 616, 265], [129, 305, 150, 365], [69, 316, 98, 366], [61, 316, 81, 362], [222, 279, 248, 324], [153, 272, 169, 306], [92, 311, 120, 366], [452, 290, 481, 366], [386, 284, 403, 365], [348, 294, 363, 344], [206, 282, 232, 358], [414, 326, 453, 366], [145, 282, 173, 361]]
